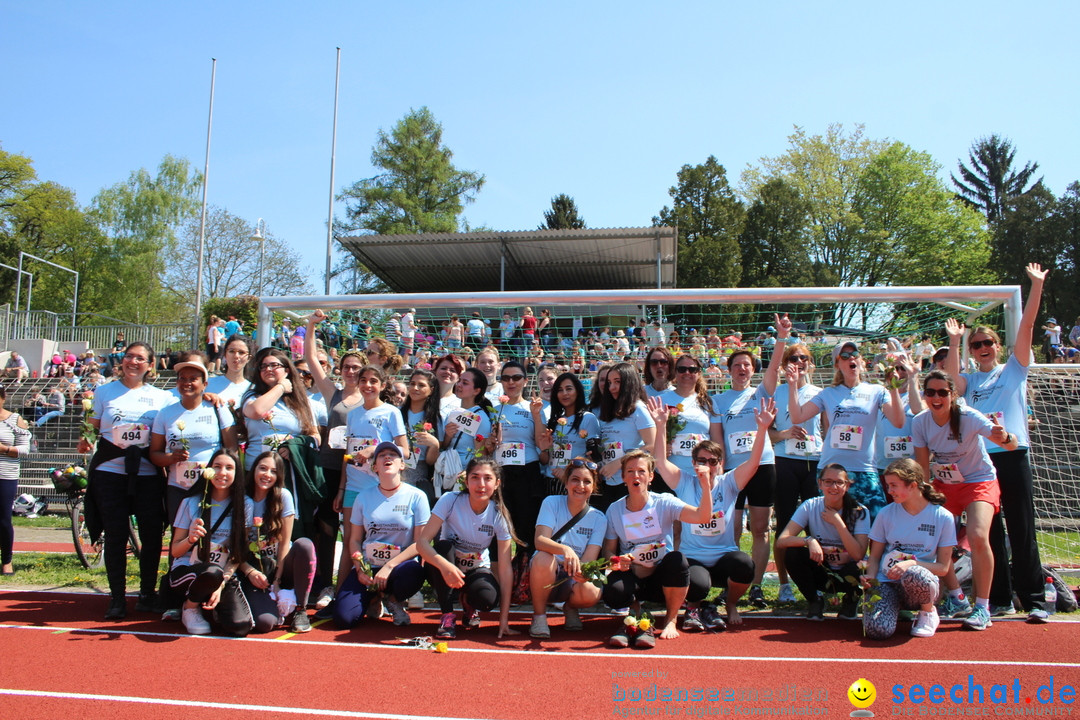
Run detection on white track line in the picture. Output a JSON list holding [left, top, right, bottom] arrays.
[[2, 622, 1079, 668], [0, 688, 491, 720]]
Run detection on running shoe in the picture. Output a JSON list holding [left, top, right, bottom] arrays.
[[134, 591, 160, 614], [365, 593, 385, 620], [962, 605, 993, 631], [910, 608, 940, 638], [383, 596, 411, 627], [313, 586, 334, 610], [104, 598, 127, 621], [161, 608, 182, 622], [777, 584, 797, 604], [989, 602, 1017, 617], [563, 606, 583, 632], [748, 585, 768, 609], [407, 591, 425, 610], [529, 614, 551, 639], [608, 626, 632, 648], [681, 606, 704, 633], [289, 609, 312, 633], [805, 596, 825, 621], [182, 607, 211, 635], [837, 596, 859, 620], [633, 624, 656, 649], [700, 603, 727, 631], [940, 593, 971, 618], [1026, 608, 1050, 624], [435, 612, 457, 639], [313, 599, 336, 621], [461, 594, 480, 629]]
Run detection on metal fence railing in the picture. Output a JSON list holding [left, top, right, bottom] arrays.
[[6, 310, 192, 352]]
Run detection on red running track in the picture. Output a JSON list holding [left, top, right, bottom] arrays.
[[1, 590, 1078, 719]]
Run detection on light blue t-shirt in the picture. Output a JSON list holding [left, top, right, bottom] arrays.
[[242, 397, 307, 470], [598, 401, 655, 486], [868, 501, 956, 583], [534, 495, 607, 561], [546, 411, 601, 476], [808, 382, 891, 474], [711, 386, 775, 471], [491, 399, 540, 465], [152, 400, 234, 489], [431, 491, 511, 571], [772, 383, 823, 461], [604, 491, 687, 569], [206, 375, 252, 410], [343, 403, 408, 493], [961, 355, 1030, 452], [171, 495, 254, 570], [874, 392, 916, 470], [789, 495, 870, 568], [675, 469, 740, 563], [350, 482, 430, 567], [445, 404, 493, 475], [92, 380, 175, 475], [251, 487, 296, 566], [911, 406, 998, 485], [659, 389, 712, 476]]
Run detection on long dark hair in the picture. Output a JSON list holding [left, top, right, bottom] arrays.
[[243, 347, 317, 436], [817, 463, 866, 532], [599, 362, 645, 421], [923, 370, 962, 443], [246, 451, 286, 543], [547, 372, 587, 434], [400, 369, 441, 432], [462, 457, 520, 546], [222, 334, 254, 374], [459, 367, 494, 413], [189, 448, 249, 560], [884, 457, 946, 505]]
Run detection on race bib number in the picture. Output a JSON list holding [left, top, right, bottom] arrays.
[[631, 541, 668, 568], [497, 442, 526, 466], [690, 511, 726, 537], [448, 409, 482, 437], [931, 462, 965, 485], [328, 425, 348, 450], [673, 433, 706, 456], [602, 441, 625, 464], [728, 431, 756, 454], [882, 549, 915, 573], [884, 435, 912, 459], [820, 544, 851, 567], [364, 542, 402, 565], [191, 541, 228, 568], [785, 435, 820, 456], [453, 550, 482, 570], [622, 508, 661, 542], [113, 422, 148, 449], [830, 424, 864, 451], [549, 442, 570, 469], [172, 461, 202, 490]]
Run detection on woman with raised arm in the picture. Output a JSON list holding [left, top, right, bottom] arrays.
[[861, 458, 955, 640], [943, 262, 1052, 623], [651, 396, 775, 631], [709, 313, 789, 609]]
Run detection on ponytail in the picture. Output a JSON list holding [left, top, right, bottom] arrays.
[[884, 457, 945, 505]]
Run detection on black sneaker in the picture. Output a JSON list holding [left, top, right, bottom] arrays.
[[134, 591, 159, 614], [806, 596, 825, 621], [681, 607, 704, 632], [837, 596, 859, 620], [633, 624, 656, 649], [748, 585, 768, 609], [313, 599, 336, 621], [105, 598, 127, 621], [289, 609, 312, 633], [700, 602, 727, 631], [608, 626, 632, 648]]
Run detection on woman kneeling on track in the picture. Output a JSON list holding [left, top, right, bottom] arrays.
[[912, 370, 1019, 632], [242, 451, 317, 634], [168, 448, 254, 636], [335, 442, 430, 629], [418, 457, 519, 640], [601, 449, 716, 648], [650, 396, 775, 632], [528, 457, 608, 638], [775, 463, 869, 622], [861, 458, 955, 640]]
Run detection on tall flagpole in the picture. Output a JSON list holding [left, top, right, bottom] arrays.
[[194, 58, 216, 348], [325, 47, 341, 295]]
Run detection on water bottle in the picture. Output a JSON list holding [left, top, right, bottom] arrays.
[[1045, 576, 1057, 612]]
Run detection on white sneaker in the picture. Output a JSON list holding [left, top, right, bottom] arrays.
[[910, 608, 940, 638], [313, 587, 334, 610], [407, 591, 425, 610], [777, 584, 797, 603], [182, 608, 211, 635]]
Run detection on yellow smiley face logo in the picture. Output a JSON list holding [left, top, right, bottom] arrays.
[[848, 678, 876, 709]]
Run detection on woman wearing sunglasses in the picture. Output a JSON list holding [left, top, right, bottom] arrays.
[[913, 370, 1020, 632], [651, 396, 775, 631], [769, 341, 825, 605], [643, 346, 675, 399], [491, 361, 543, 562], [943, 262, 1052, 624], [709, 313, 789, 609], [786, 337, 905, 520], [528, 457, 607, 638], [658, 355, 716, 479]]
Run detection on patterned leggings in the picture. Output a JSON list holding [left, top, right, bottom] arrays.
[[862, 565, 939, 640]]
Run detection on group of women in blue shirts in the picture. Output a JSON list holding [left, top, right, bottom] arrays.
[[80, 265, 1053, 642]]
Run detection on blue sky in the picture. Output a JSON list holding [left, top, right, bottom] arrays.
[[4, 2, 1077, 290]]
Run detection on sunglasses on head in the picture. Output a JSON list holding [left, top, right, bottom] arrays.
[[676, 366, 700, 374], [924, 387, 951, 398], [969, 339, 995, 350], [838, 350, 861, 360], [569, 458, 598, 470], [693, 457, 720, 467]]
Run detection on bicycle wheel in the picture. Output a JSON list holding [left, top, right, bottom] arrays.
[[127, 515, 142, 559], [70, 496, 104, 569]]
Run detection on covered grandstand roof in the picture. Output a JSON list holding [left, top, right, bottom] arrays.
[[338, 226, 678, 293]]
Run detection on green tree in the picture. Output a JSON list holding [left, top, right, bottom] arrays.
[[540, 194, 586, 230], [340, 107, 484, 236], [951, 134, 1042, 226], [1053, 182, 1080, 326], [654, 156, 744, 290]]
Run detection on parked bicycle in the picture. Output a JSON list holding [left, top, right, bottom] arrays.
[[50, 465, 140, 569]]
